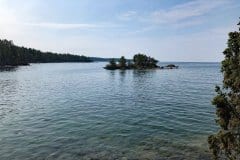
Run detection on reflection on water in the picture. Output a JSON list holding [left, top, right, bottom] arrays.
[[0, 66, 17, 72], [0, 62, 221, 160]]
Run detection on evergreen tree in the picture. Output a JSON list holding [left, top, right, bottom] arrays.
[[119, 56, 126, 68], [133, 53, 158, 69], [208, 20, 240, 160], [109, 58, 117, 67], [104, 54, 160, 70]]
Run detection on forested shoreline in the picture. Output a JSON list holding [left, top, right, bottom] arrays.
[[0, 39, 92, 66]]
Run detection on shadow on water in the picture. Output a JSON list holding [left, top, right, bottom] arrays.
[[106, 69, 156, 77], [119, 70, 126, 83], [119, 70, 126, 76], [109, 70, 116, 76], [132, 69, 157, 85], [0, 66, 18, 72], [107, 69, 157, 84], [133, 69, 157, 78]]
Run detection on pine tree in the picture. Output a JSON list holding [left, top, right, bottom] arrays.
[[119, 56, 126, 68], [208, 20, 240, 160], [109, 59, 117, 67]]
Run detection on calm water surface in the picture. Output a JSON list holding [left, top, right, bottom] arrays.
[[0, 62, 221, 160]]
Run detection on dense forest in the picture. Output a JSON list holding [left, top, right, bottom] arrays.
[[0, 39, 92, 66]]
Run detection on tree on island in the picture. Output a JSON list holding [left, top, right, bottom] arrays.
[[119, 56, 127, 68], [104, 54, 159, 70], [208, 20, 240, 160], [104, 58, 118, 70], [109, 59, 117, 67], [133, 54, 158, 69]]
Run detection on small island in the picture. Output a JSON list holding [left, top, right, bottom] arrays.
[[160, 64, 179, 69], [104, 54, 178, 70]]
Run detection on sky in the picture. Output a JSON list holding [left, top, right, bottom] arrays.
[[0, 0, 239, 62]]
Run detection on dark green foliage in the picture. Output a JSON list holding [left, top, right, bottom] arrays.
[[109, 59, 117, 67], [89, 57, 115, 62], [127, 60, 134, 68], [133, 54, 158, 69], [104, 59, 118, 70], [119, 56, 127, 68], [0, 39, 92, 66], [208, 21, 240, 160], [104, 53, 159, 70]]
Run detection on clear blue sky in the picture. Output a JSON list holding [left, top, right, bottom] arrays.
[[0, 0, 239, 61]]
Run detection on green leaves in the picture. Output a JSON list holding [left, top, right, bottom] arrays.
[[119, 56, 127, 68], [104, 54, 159, 70], [208, 21, 240, 159], [133, 53, 158, 69]]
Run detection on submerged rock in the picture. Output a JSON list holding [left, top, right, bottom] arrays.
[[161, 64, 179, 69]]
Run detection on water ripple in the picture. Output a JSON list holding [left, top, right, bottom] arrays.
[[0, 62, 220, 159]]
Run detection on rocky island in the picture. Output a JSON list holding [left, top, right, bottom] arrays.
[[104, 54, 178, 70], [160, 64, 179, 69]]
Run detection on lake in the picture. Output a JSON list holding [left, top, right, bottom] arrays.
[[0, 62, 221, 160]]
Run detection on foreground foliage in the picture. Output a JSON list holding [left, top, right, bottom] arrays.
[[208, 21, 240, 160], [0, 39, 92, 66]]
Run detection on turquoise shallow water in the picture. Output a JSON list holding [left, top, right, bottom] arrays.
[[0, 62, 221, 160]]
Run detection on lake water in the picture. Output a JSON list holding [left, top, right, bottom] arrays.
[[0, 62, 221, 160]]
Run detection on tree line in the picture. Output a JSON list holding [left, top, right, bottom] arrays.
[[0, 39, 92, 66]]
